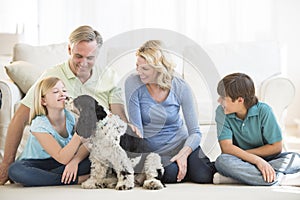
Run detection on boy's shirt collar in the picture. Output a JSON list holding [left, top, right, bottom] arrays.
[[228, 102, 259, 120]]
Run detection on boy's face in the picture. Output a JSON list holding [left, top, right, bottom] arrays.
[[218, 96, 243, 115]]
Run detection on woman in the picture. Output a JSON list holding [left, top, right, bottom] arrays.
[[125, 40, 215, 183], [8, 77, 90, 186]]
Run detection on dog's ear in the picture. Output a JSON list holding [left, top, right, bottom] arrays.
[[73, 95, 99, 138], [95, 100, 107, 120], [76, 108, 98, 138]]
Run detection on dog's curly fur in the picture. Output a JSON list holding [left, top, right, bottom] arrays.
[[66, 95, 165, 190]]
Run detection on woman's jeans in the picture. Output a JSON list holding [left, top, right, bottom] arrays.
[[215, 152, 300, 186], [162, 146, 216, 183], [8, 157, 90, 187]]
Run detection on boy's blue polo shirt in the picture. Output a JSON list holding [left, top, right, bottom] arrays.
[[215, 102, 282, 150]]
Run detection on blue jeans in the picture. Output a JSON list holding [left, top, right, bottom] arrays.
[[215, 152, 300, 186], [8, 157, 90, 187], [161, 147, 216, 183]]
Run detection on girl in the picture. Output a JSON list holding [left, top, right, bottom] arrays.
[[8, 77, 90, 186]]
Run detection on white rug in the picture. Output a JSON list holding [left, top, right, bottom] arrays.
[[1, 183, 300, 200]]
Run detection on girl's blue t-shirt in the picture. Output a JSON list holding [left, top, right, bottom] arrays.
[[18, 109, 75, 160]]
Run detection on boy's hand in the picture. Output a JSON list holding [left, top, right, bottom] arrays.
[[255, 157, 276, 183]]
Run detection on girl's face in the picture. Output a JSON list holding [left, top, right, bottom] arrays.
[[42, 80, 67, 110], [136, 56, 158, 84]]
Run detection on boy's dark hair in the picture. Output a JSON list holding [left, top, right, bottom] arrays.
[[217, 72, 258, 109]]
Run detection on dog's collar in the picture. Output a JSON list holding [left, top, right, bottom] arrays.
[[98, 117, 109, 127], [98, 114, 111, 128]]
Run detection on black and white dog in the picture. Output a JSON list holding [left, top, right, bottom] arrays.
[[65, 95, 165, 190]]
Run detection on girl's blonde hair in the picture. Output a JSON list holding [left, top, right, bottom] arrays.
[[29, 77, 62, 124], [136, 40, 175, 90]]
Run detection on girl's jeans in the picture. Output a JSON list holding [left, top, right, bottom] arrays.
[[8, 157, 90, 187], [215, 152, 300, 186]]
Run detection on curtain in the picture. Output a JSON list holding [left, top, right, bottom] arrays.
[[0, 0, 274, 45]]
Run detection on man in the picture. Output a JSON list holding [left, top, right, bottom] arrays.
[[0, 25, 128, 185]]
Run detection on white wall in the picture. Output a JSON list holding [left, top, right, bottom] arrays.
[[275, 0, 300, 125], [1, 0, 299, 125]]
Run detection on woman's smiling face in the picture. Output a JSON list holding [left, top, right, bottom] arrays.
[[136, 56, 158, 84]]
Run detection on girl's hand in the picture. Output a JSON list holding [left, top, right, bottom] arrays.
[[61, 159, 79, 184]]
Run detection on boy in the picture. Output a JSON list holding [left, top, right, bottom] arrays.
[[214, 72, 300, 186]]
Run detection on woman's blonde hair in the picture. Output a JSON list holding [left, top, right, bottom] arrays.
[[29, 77, 63, 124], [136, 40, 175, 90]]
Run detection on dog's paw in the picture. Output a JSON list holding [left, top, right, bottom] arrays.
[[99, 177, 118, 189], [95, 182, 108, 189], [115, 181, 134, 190], [115, 184, 133, 190], [81, 179, 99, 189], [143, 179, 165, 190]]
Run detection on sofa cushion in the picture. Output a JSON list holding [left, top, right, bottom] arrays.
[[13, 43, 69, 67], [5, 61, 45, 94]]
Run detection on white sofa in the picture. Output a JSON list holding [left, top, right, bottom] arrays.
[[0, 41, 295, 161], [0, 42, 69, 159]]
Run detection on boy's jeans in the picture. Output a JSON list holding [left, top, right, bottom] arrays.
[[215, 152, 300, 186]]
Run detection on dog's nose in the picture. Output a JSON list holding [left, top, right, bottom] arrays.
[[66, 96, 74, 101]]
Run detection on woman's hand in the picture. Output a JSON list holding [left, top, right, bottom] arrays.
[[61, 159, 79, 184], [128, 123, 142, 138], [170, 146, 192, 182]]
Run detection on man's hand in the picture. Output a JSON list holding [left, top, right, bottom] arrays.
[[0, 162, 10, 185]]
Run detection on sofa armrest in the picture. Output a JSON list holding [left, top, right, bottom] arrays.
[[0, 79, 23, 155]]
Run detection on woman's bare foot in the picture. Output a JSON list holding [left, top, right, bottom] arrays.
[[78, 174, 90, 184]]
